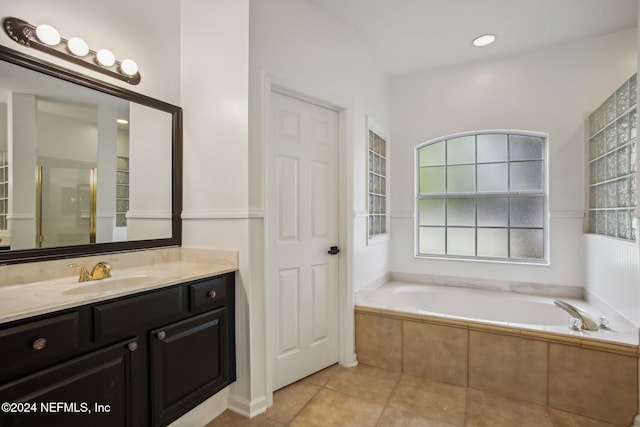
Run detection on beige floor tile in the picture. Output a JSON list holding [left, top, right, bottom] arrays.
[[387, 374, 466, 425], [205, 409, 285, 427], [263, 380, 321, 424], [301, 363, 343, 386], [290, 388, 384, 427], [376, 406, 461, 427], [469, 330, 548, 405], [548, 344, 638, 426], [403, 321, 468, 387], [466, 389, 553, 427], [324, 363, 400, 403], [355, 313, 402, 371], [548, 408, 620, 427]]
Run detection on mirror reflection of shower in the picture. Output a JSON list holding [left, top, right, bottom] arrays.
[[8, 97, 131, 249], [35, 99, 98, 248]]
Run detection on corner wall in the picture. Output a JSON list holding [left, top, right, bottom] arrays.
[[390, 28, 637, 289], [249, 0, 390, 409], [583, 15, 640, 329]]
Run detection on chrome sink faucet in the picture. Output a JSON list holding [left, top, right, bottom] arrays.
[[70, 262, 113, 282], [553, 300, 599, 331]]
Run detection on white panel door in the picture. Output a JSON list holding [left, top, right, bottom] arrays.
[[269, 92, 340, 390]]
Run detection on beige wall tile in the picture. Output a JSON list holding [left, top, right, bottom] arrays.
[[387, 374, 467, 425], [466, 389, 553, 427], [403, 321, 468, 387], [469, 330, 548, 405], [548, 343, 638, 426], [355, 313, 402, 371]]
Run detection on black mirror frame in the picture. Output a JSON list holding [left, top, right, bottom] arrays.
[[0, 44, 182, 265]]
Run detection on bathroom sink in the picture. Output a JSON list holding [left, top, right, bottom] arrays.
[[63, 274, 163, 295]]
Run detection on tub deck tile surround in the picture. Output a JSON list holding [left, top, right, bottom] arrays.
[[354, 312, 402, 371], [548, 343, 639, 426], [354, 307, 639, 426], [403, 321, 468, 387], [469, 330, 548, 406]]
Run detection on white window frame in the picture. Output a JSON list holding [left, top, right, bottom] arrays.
[[414, 129, 549, 264], [367, 116, 390, 245]]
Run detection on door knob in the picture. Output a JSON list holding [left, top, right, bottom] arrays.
[[328, 246, 340, 255]]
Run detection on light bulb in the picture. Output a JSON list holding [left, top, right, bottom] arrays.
[[67, 37, 89, 57], [35, 24, 61, 46], [472, 34, 496, 47], [96, 49, 116, 67], [120, 59, 138, 76]]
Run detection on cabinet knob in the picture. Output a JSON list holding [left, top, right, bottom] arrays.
[[127, 342, 138, 352], [208, 290, 217, 299], [32, 338, 47, 351], [157, 331, 166, 340]]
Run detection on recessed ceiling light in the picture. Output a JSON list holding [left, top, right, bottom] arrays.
[[117, 119, 129, 124], [473, 34, 496, 47]]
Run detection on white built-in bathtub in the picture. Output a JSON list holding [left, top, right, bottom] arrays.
[[355, 281, 640, 424], [357, 281, 639, 346]]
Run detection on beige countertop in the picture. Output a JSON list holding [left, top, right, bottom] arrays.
[[0, 261, 237, 325]]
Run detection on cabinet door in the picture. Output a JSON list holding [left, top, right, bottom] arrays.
[[0, 338, 141, 427], [150, 309, 229, 426]]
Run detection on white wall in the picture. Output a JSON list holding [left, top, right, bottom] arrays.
[[249, 0, 390, 295], [585, 15, 640, 328], [390, 28, 637, 288], [179, 0, 254, 422], [0, 0, 181, 104], [249, 0, 390, 409]]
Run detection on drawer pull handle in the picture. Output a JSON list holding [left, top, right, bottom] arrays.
[[32, 338, 47, 351], [157, 331, 166, 340], [127, 342, 138, 352], [208, 290, 217, 299]]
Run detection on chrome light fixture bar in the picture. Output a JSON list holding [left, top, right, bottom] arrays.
[[3, 17, 140, 85]]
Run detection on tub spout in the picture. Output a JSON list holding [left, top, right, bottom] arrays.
[[553, 300, 599, 331]]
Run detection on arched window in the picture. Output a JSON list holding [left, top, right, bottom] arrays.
[[416, 130, 547, 262]]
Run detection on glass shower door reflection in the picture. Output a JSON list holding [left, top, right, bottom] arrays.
[[38, 165, 96, 248]]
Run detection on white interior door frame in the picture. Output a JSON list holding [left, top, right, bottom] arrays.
[[261, 72, 355, 403]]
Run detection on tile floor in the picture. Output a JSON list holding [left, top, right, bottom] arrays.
[[206, 364, 623, 427]]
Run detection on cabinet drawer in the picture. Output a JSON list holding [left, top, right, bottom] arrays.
[[189, 276, 227, 311], [94, 287, 184, 341], [0, 312, 80, 374]]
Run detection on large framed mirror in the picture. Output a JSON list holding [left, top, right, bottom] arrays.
[[0, 45, 182, 264]]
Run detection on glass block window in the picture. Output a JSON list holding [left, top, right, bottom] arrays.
[[587, 74, 637, 241], [368, 129, 388, 238], [115, 156, 129, 227], [416, 131, 547, 262]]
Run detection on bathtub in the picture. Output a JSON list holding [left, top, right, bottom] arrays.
[[354, 281, 640, 425], [356, 281, 639, 346]]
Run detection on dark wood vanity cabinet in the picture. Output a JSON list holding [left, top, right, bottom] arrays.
[[0, 272, 236, 427]]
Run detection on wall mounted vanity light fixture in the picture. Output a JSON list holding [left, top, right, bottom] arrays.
[[2, 17, 140, 85]]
